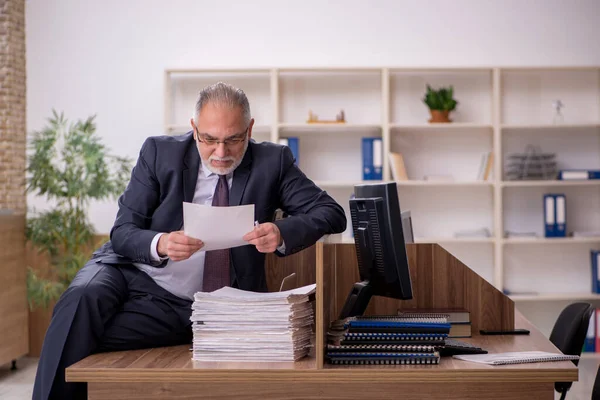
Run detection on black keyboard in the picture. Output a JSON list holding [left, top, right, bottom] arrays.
[[439, 339, 488, 357]]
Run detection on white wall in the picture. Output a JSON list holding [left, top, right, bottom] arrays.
[[25, 0, 600, 234]]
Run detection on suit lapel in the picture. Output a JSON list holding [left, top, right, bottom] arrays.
[[182, 139, 200, 204], [229, 143, 253, 206]]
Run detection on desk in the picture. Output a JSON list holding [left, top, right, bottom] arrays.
[[66, 242, 577, 399], [66, 311, 576, 400]]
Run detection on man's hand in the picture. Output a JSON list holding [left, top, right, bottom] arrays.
[[157, 231, 203, 261], [243, 222, 282, 253]]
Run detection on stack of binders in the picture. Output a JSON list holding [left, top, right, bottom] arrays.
[[326, 315, 451, 365]]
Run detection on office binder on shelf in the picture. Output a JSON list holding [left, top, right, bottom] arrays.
[[592, 251, 600, 294], [554, 194, 566, 237], [543, 194, 556, 237], [558, 169, 600, 180], [278, 137, 299, 165], [362, 137, 382, 180]]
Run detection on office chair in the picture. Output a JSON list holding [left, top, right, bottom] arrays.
[[549, 302, 594, 400], [592, 364, 600, 400]]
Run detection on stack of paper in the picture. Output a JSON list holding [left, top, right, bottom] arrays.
[[190, 283, 316, 362]]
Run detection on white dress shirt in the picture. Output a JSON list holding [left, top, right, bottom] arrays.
[[133, 159, 284, 300]]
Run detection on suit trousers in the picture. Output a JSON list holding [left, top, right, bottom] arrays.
[[32, 259, 194, 400]]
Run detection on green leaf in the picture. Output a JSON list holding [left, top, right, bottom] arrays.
[[25, 110, 134, 309]]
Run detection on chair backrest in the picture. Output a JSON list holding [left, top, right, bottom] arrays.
[[549, 302, 594, 395], [549, 302, 594, 363]]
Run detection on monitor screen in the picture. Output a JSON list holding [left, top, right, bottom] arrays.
[[338, 182, 413, 319]]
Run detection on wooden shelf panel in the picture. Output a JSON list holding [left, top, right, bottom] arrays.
[[503, 237, 600, 244], [390, 123, 493, 130], [501, 123, 600, 130], [395, 180, 493, 187], [509, 293, 600, 301], [502, 180, 600, 187], [278, 123, 382, 132], [415, 237, 494, 244], [314, 180, 382, 188]]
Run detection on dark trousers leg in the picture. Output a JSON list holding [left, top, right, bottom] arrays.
[[32, 261, 193, 400]]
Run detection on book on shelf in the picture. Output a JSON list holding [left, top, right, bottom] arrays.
[[477, 151, 493, 181], [388, 152, 408, 181]]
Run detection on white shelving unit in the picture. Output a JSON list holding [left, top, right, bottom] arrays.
[[163, 66, 600, 311]]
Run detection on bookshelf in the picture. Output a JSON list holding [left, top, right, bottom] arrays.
[[163, 66, 600, 312]]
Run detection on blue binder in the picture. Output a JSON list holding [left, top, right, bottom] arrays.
[[558, 169, 600, 180], [592, 250, 600, 294], [279, 137, 299, 165], [554, 194, 566, 238], [362, 137, 382, 180], [543, 194, 556, 237]]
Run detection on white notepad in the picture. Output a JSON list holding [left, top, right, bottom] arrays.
[[453, 351, 579, 365]]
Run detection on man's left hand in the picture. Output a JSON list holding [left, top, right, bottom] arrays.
[[243, 222, 282, 253]]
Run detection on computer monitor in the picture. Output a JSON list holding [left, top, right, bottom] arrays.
[[338, 181, 413, 320]]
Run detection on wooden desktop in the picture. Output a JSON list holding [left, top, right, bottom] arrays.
[[66, 241, 577, 400]]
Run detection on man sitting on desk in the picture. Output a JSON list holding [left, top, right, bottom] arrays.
[[33, 82, 347, 400]]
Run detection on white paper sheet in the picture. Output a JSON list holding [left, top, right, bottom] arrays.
[[183, 202, 254, 252]]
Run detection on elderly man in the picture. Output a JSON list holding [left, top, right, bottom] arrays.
[[33, 82, 347, 400]]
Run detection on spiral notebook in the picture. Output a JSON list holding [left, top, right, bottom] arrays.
[[453, 351, 579, 365], [327, 351, 440, 365]]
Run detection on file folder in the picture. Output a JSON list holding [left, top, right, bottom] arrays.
[[279, 137, 299, 165], [543, 194, 556, 237], [554, 194, 566, 237]]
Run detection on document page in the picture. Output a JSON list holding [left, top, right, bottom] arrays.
[[183, 202, 254, 251]]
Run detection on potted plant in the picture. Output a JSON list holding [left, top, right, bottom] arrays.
[[26, 110, 132, 354], [422, 84, 458, 123]]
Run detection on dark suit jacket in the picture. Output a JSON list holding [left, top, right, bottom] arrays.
[[94, 132, 347, 292]]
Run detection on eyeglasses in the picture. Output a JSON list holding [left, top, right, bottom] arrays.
[[194, 127, 248, 147]]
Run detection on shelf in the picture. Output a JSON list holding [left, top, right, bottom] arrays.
[[502, 180, 600, 188], [314, 180, 382, 188], [278, 123, 381, 133], [415, 237, 494, 244], [395, 180, 493, 187], [165, 125, 272, 135], [390, 123, 492, 130], [503, 237, 600, 244], [501, 123, 600, 130], [509, 293, 600, 301]]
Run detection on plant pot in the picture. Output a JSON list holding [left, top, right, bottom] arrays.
[[429, 109, 452, 123]]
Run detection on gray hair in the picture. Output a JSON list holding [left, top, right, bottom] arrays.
[[194, 82, 251, 126]]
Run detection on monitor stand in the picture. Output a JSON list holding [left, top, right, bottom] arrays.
[[338, 281, 373, 320]]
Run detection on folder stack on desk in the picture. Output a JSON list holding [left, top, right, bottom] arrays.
[[190, 284, 316, 362], [326, 315, 451, 365]]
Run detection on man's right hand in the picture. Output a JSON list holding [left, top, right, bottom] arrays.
[[157, 231, 204, 261]]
